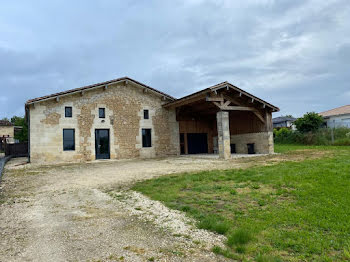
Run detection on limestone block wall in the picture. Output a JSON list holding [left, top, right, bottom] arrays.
[[230, 132, 274, 154], [29, 83, 179, 163], [0, 126, 14, 137], [216, 111, 231, 159]]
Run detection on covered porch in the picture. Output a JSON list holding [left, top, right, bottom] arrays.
[[164, 82, 279, 159]]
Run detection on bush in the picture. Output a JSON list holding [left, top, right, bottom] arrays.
[[333, 138, 350, 146], [274, 127, 350, 146], [294, 112, 324, 133], [274, 128, 303, 144]]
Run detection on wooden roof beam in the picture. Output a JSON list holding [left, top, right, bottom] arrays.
[[223, 95, 240, 106], [253, 111, 265, 123], [235, 92, 242, 98], [212, 103, 257, 111], [206, 96, 224, 102]]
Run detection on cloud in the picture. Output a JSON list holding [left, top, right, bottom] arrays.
[[0, 0, 350, 119]]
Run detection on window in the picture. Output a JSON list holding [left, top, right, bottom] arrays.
[[143, 109, 149, 119], [65, 107, 72, 118], [142, 128, 152, 147], [63, 129, 75, 151], [99, 108, 105, 118]]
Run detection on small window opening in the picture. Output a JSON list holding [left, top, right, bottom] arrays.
[[144, 109, 149, 119], [65, 107, 72, 118], [99, 108, 105, 118]]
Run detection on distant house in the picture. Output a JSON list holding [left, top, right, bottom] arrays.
[[0, 120, 14, 138], [0, 120, 15, 150], [319, 105, 350, 128], [272, 116, 296, 130]]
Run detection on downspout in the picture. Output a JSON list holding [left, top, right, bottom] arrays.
[[25, 105, 30, 163]]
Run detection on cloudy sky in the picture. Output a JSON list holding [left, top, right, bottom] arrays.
[[0, 0, 349, 118]]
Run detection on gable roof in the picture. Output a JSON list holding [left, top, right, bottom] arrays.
[[0, 120, 14, 126], [25, 76, 175, 105], [25, 78, 279, 112], [319, 105, 350, 118], [163, 81, 279, 112]]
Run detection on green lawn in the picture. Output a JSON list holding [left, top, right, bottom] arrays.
[[132, 145, 350, 261]]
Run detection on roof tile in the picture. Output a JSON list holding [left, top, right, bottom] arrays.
[[319, 105, 350, 117]]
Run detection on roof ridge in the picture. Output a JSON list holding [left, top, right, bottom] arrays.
[[26, 77, 175, 104]]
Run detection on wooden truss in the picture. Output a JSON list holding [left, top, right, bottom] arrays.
[[206, 94, 265, 123]]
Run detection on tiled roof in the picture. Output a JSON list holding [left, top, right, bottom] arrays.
[[25, 77, 279, 112], [0, 120, 14, 126], [164, 81, 279, 111], [26, 76, 175, 105], [319, 105, 350, 117]]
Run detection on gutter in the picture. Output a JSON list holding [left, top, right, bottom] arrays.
[[25, 106, 30, 163]]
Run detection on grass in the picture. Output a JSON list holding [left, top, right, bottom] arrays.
[[132, 144, 350, 261]]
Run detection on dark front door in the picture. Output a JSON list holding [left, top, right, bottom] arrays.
[[187, 133, 208, 154], [95, 129, 110, 159]]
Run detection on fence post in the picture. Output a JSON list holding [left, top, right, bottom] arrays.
[[331, 128, 334, 144]]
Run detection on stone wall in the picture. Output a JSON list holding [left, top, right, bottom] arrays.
[[230, 132, 274, 154], [0, 126, 14, 138], [29, 83, 179, 163]]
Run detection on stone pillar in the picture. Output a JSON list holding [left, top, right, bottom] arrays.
[[216, 111, 231, 159]]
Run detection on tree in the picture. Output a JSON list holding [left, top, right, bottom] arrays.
[[295, 112, 324, 133], [1, 117, 10, 122], [11, 116, 28, 142]]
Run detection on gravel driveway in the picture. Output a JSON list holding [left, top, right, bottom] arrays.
[[0, 154, 297, 261]]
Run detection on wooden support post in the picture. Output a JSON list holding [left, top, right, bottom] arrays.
[[265, 111, 273, 131]]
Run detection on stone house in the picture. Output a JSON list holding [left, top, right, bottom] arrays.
[[25, 77, 279, 163]]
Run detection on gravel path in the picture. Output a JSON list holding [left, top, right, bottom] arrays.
[[0, 153, 314, 261]]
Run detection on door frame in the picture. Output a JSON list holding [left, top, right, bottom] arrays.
[[95, 129, 110, 160]]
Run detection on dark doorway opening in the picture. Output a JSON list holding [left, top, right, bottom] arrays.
[[187, 133, 208, 154], [180, 133, 185, 154], [95, 129, 110, 159]]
